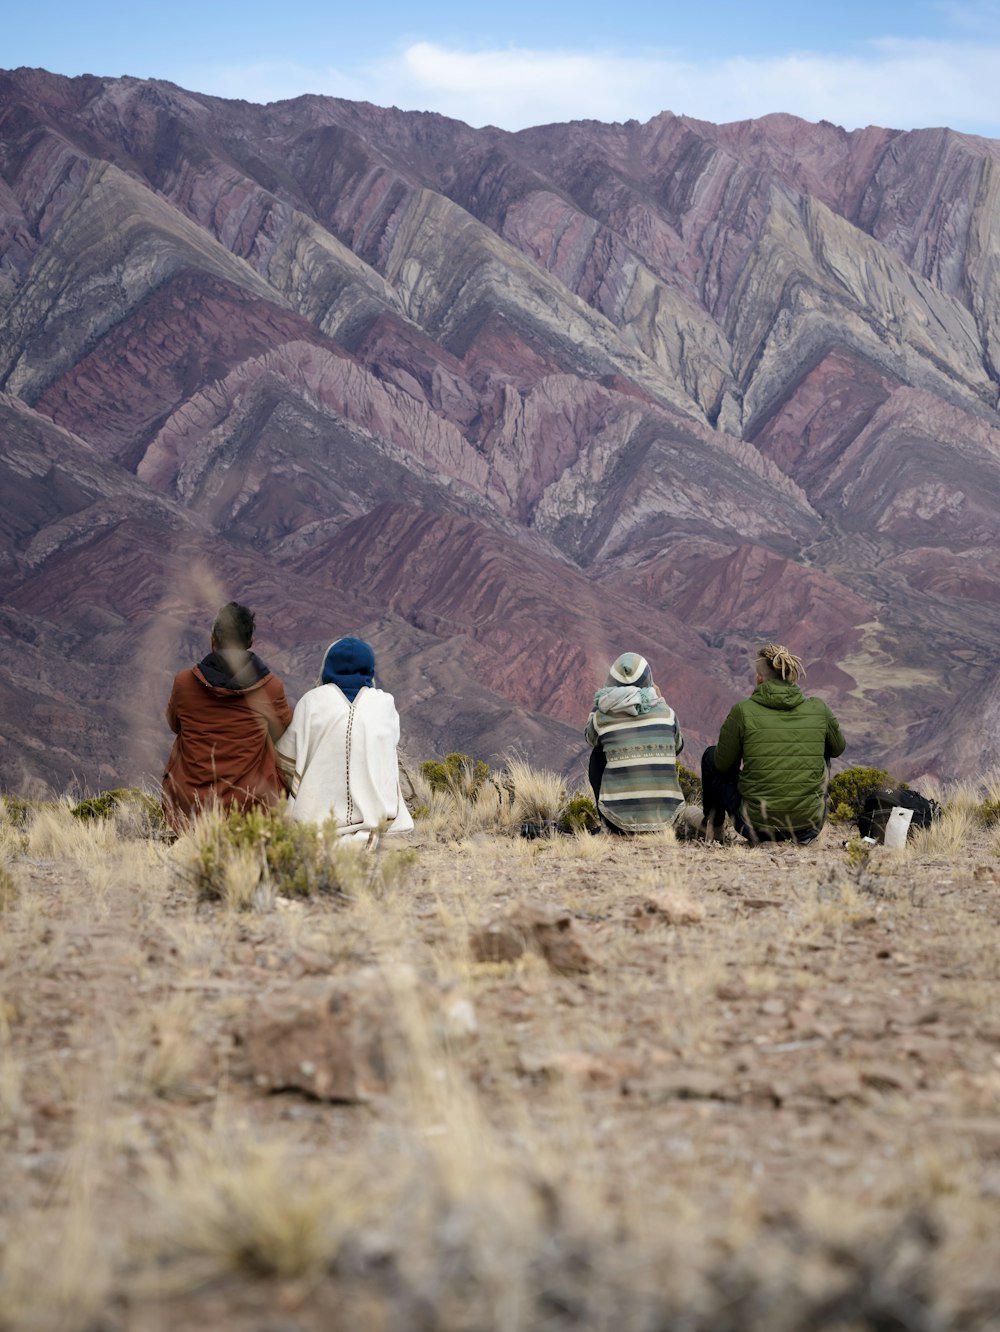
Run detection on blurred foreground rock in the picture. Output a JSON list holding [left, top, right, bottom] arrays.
[[239, 966, 476, 1101]]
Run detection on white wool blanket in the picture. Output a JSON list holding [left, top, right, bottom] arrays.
[[276, 685, 414, 840]]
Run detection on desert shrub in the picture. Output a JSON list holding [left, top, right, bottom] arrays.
[[178, 805, 386, 907], [420, 753, 490, 799], [0, 795, 32, 829], [827, 766, 898, 824], [678, 762, 702, 805], [559, 792, 599, 833], [0, 864, 18, 911], [974, 797, 1000, 829], [70, 787, 168, 840], [179, 809, 256, 908], [0, 803, 26, 859]]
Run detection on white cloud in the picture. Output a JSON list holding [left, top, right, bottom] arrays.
[[180, 38, 1000, 136], [173, 60, 370, 106]]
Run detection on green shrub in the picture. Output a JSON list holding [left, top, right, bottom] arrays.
[[678, 763, 702, 806], [558, 793, 599, 833], [975, 798, 1000, 829], [181, 805, 414, 907], [827, 767, 898, 824], [71, 788, 168, 839], [216, 806, 363, 901], [1, 796, 32, 829], [420, 753, 490, 799]]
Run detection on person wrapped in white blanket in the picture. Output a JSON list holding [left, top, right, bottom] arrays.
[[276, 636, 413, 840]]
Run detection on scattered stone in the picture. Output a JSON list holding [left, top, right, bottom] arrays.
[[241, 973, 391, 1101], [239, 965, 464, 1101], [518, 1049, 640, 1090], [438, 988, 478, 1039], [639, 1067, 733, 1103], [716, 982, 745, 1001], [859, 1063, 913, 1094], [805, 1063, 865, 1103], [470, 900, 598, 974], [291, 945, 333, 976], [787, 1005, 835, 1039], [468, 920, 526, 964], [624, 892, 705, 928]]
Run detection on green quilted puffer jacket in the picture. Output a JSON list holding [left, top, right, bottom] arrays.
[[715, 680, 846, 834]]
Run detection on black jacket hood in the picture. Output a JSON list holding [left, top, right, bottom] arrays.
[[194, 649, 271, 693]]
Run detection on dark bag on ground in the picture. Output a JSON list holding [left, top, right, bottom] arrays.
[[858, 787, 942, 843]]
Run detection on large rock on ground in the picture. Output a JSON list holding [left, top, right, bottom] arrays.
[[239, 966, 475, 1101]]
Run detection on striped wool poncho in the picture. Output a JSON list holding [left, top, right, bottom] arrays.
[[585, 653, 686, 833]]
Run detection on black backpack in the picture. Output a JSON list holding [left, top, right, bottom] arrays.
[[857, 786, 942, 842]]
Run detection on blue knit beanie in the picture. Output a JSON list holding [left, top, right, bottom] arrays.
[[321, 636, 375, 701]]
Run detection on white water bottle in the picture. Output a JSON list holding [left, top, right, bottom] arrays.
[[883, 806, 913, 849]]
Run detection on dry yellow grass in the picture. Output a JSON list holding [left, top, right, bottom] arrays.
[[0, 790, 998, 1329], [141, 1124, 349, 1284]]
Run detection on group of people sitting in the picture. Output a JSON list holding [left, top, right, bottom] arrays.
[[587, 647, 845, 843], [162, 602, 845, 846], [162, 602, 413, 840]]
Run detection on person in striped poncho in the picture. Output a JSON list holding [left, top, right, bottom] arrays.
[[585, 652, 686, 834]]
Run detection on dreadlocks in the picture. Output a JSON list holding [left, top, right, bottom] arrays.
[[756, 643, 805, 684]]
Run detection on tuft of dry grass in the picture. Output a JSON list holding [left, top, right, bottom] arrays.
[[414, 756, 588, 841], [0, 1111, 114, 1332], [24, 802, 118, 862], [0, 859, 18, 912], [542, 829, 616, 860], [505, 756, 567, 828], [125, 993, 206, 1098], [908, 801, 979, 857], [0, 807, 25, 862], [0, 1034, 22, 1134], [415, 782, 510, 839], [143, 1125, 348, 1284]]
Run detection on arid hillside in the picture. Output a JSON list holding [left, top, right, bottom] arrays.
[[1, 69, 999, 790]]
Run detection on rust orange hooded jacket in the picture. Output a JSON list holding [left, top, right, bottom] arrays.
[[162, 649, 293, 829]]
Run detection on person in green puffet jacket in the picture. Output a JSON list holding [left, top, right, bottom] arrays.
[[699, 643, 846, 844]]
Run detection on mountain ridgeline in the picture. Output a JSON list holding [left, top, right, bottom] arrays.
[[1, 67, 999, 791]]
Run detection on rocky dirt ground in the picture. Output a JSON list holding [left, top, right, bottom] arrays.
[[1, 807, 999, 1331]]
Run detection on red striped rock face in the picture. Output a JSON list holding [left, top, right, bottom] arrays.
[[1, 71, 998, 790]]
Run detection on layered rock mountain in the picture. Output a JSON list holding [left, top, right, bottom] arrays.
[[1, 67, 998, 792]]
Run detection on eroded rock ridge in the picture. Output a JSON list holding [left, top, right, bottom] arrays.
[[2, 70, 998, 788]]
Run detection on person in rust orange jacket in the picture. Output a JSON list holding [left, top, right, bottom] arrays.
[[162, 602, 293, 831]]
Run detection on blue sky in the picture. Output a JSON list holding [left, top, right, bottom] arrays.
[[7, 0, 1000, 135]]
